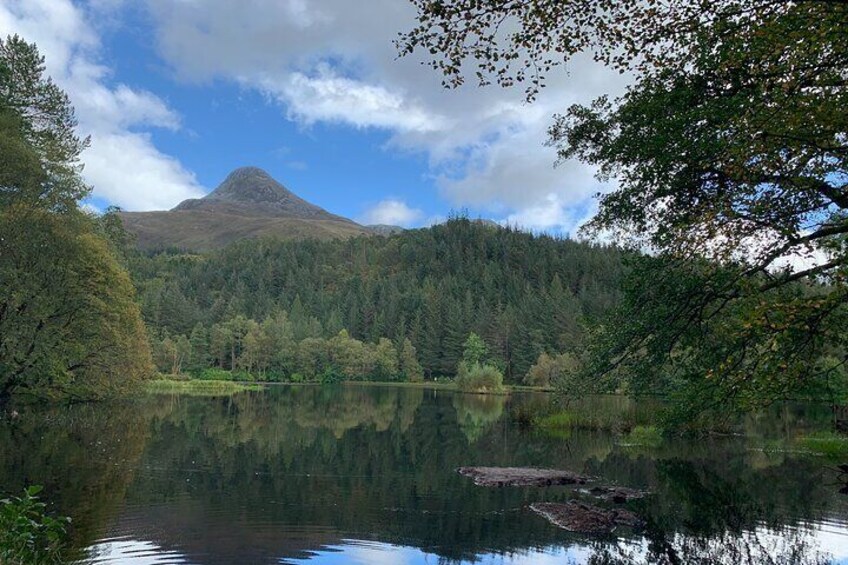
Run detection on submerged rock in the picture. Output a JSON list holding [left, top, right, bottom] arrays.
[[584, 486, 648, 503], [530, 501, 644, 533], [457, 466, 592, 487]]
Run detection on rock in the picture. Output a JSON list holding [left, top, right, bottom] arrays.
[[584, 486, 647, 503], [530, 501, 644, 533], [457, 466, 592, 487]]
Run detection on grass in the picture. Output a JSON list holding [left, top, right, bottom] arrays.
[[536, 411, 575, 429], [143, 379, 263, 396], [532, 409, 627, 434], [533, 412, 576, 439], [531, 395, 663, 437], [535, 409, 643, 433], [798, 431, 848, 460]]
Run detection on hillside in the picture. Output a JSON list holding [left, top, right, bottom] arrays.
[[119, 167, 371, 251], [131, 219, 627, 381]]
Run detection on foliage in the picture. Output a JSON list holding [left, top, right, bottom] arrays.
[[0, 486, 69, 565], [0, 35, 153, 400], [453, 332, 505, 393], [400, 1, 848, 420], [554, 2, 848, 422], [524, 351, 581, 390], [132, 219, 625, 382], [0, 207, 153, 400], [399, 339, 424, 382], [455, 364, 505, 394], [0, 35, 89, 212], [194, 368, 239, 381], [398, 1, 842, 102], [151, 323, 420, 384], [584, 257, 848, 427], [461, 333, 487, 368]]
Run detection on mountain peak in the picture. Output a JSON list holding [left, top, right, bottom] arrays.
[[204, 166, 295, 205], [171, 166, 345, 222]]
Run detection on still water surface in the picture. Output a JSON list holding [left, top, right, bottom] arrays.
[[2, 385, 847, 564]]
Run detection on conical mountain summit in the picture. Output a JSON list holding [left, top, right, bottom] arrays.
[[118, 166, 370, 251]]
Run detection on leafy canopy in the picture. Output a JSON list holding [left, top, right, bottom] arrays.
[[0, 35, 152, 400], [400, 1, 848, 421]]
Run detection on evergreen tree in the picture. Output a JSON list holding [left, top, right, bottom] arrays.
[[188, 323, 210, 373]]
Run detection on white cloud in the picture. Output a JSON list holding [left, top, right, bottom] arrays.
[[359, 199, 423, 227], [502, 194, 576, 232], [4, 0, 628, 219], [0, 0, 204, 211], [82, 132, 204, 211], [257, 66, 446, 133], [142, 0, 628, 223]]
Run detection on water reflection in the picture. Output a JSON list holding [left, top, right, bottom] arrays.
[[0, 386, 846, 564]]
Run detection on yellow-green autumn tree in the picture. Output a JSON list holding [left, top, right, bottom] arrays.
[[0, 35, 152, 400]]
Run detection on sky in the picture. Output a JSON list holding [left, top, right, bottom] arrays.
[[0, 0, 629, 232]]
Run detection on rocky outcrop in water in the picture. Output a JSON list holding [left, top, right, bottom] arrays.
[[583, 486, 648, 503], [530, 501, 643, 533], [457, 467, 592, 487]]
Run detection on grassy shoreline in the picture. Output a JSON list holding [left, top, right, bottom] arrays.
[[152, 373, 554, 394], [143, 379, 263, 396]]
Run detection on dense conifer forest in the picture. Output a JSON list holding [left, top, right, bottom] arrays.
[[131, 219, 627, 383]]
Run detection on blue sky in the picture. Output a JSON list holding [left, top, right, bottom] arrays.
[[0, 0, 627, 231]]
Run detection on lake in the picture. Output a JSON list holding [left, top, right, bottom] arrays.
[[2, 385, 847, 564]]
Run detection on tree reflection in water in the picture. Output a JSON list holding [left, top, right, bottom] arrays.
[[0, 387, 845, 564]]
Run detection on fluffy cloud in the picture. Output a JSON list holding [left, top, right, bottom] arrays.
[[257, 66, 446, 133], [81, 132, 206, 210], [143, 0, 628, 231], [4, 0, 626, 222], [0, 0, 204, 211], [501, 194, 578, 233], [358, 199, 423, 227]]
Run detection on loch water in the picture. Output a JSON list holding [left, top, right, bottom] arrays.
[[2, 385, 847, 564]]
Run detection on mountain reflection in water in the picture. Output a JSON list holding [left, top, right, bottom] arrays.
[[1, 385, 846, 564]]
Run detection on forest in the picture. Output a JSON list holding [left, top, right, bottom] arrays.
[[130, 218, 627, 384], [1, 0, 846, 419]]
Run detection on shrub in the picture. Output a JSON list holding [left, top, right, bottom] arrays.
[[524, 352, 581, 389], [195, 367, 235, 381], [455, 364, 505, 394], [0, 486, 69, 565]]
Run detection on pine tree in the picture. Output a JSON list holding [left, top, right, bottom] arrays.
[[188, 323, 210, 373]]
